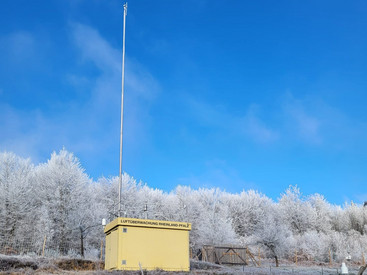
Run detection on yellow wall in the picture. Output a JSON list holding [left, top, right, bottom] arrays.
[[104, 218, 191, 271]]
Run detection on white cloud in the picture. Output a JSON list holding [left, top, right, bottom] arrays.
[[0, 24, 160, 174], [69, 23, 160, 155], [184, 92, 367, 152], [283, 94, 322, 144], [0, 103, 50, 162], [176, 158, 256, 191], [71, 23, 159, 101], [241, 105, 279, 143], [281, 92, 367, 151], [185, 97, 278, 144], [0, 31, 37, 65], [72, 23, 120, 73]]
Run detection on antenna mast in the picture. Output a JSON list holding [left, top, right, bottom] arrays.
[[118, 2, 127, 217]]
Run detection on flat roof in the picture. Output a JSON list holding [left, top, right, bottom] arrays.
[[104, 217, 192, 233]]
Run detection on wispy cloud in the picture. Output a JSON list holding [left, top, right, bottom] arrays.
[[0, 24, 160, 176], [241, 105, 279, 143], [185, 97, 278, 144], [68, 22, 160, 157], [0, 103, 49, 161], [176, 158, 256, 191], [283, 93, 322, 144], [184, 91, 367, 153], [0, 31, 36, 63], [70, 23, 160, 143], [72, 23, 120, 73], [282, 92, 367, 152]]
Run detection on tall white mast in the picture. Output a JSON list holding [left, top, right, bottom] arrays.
[[118, 2, 127, 217]]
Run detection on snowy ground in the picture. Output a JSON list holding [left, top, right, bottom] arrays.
[[191, 260, 361, 275], [229, 265, 360, 274], [0, 255, 363, 274]]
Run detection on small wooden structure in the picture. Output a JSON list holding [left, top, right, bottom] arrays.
[[200, 245, 259, 266]]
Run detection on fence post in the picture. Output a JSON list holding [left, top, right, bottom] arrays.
[[329, 248, 332, 267], [295, 250, 298, 266], [245, 247, 248, 265], [42, 235, 47, 257], [258, 247, 261, 267], [100, 240, 103, 260]]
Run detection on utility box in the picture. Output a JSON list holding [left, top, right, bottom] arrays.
[[104, 217, 191, 271]]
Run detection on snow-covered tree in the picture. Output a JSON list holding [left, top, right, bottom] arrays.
[[295, 231, 330, 261], [173, 185, 202, 248], [99, 173, 144, 220], [194, 188, 237, 247], [308, 194, 332, 233], [35, 149, 89, 254], [0, 152, 34, 246], [345, 202, 365, 234], [251, 205, 293, 267], [226, 190, 272, 238], [278, 186, 314, 235], [2, 149, 367, 263]]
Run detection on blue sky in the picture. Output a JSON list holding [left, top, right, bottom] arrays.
[[1, 0, 367, 204]]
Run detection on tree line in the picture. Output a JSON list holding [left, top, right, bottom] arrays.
[[1, 149, 366, 263]]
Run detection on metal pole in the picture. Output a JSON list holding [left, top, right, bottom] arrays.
[[144, 204, 148, 219], [118, 2, 127, 217]]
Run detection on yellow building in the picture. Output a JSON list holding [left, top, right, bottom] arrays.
[[104, 217, 191, 271]]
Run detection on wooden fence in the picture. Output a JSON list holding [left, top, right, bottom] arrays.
[[195, 245, 260, 266]]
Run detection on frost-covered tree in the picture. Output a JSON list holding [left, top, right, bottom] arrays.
[[251, 205, 293, 267], [99, 174, 144, 220], [3, 149, 367, 262], [295, 231, 330, 261], [35, 149, 89, 254], [74, 181, 107, 258], [278, 186, 315, 235], [0, 152, 34, 246], [308, 194, 332, 233], [173, 185, 202, 248], [345, 202, 366, 234], [226, 190, 272, 238], [194, 188, 237, 247], [330, 205, 349, 233], [139, 186, 167, 220]]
